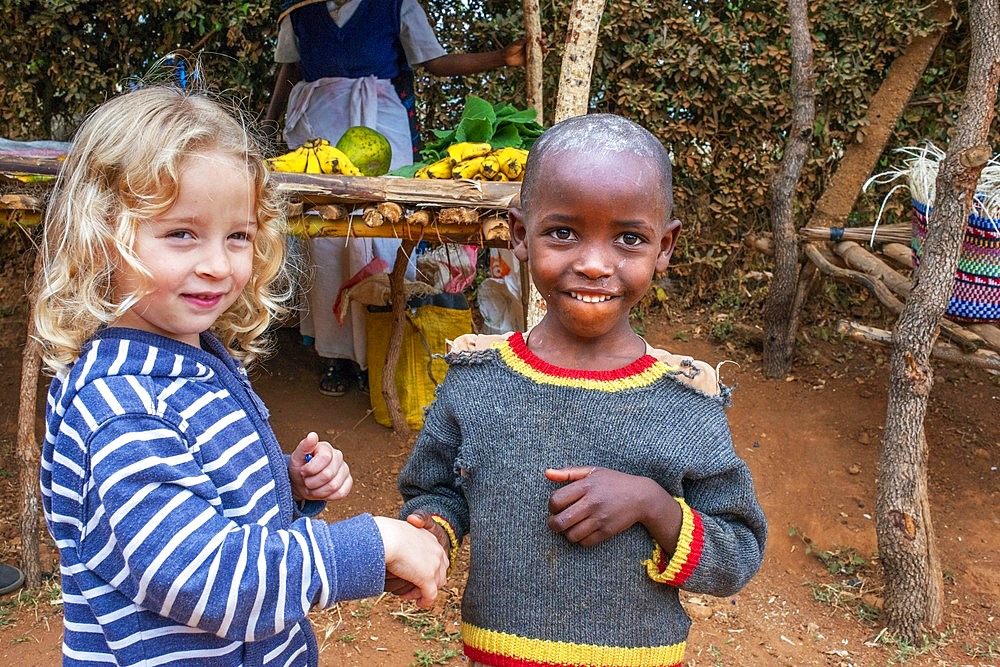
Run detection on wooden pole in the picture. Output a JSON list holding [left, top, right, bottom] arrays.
[[382, 241, 416, 433], [808, 0, 954, 229], [552, 0, 606, 122], [836, 320, 1000, 371], [17, 250, 43, 587]]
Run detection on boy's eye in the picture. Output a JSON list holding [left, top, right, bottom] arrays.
[[620, 233, 644, 246], [551, 228, 574, 241]]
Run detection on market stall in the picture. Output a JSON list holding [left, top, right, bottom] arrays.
[[1, 152, 524, 432]]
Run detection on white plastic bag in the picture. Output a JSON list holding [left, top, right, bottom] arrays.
[[478, 249, 523, 333]]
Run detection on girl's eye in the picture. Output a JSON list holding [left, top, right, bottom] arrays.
[[167, 230, 194, 240], [620, 233, 644, 247], [230, 231, 250, 242]]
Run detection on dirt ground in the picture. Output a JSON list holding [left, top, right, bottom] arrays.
[[0, 227, 997, 666]]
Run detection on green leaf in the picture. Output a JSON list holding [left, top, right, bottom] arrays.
[[389, 163, 425, 178], [488, 123, 521, 148], [495, 108, 539, 125], [457, 117, 493, 143], [459, 95, 496, 126]]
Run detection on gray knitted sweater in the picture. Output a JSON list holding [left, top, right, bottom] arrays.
[[398, 332, 767, 667]]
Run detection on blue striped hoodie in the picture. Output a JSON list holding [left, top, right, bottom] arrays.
[[41, 327, 385, 666]]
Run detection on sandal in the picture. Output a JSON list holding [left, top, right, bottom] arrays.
[[319, 359, 353, 397], [356, 367, 370, 395]]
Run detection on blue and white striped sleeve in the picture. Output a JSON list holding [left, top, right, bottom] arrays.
[[68, 412, 384, 642]]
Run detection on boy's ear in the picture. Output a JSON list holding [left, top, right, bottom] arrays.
[[509, 207, 529, 262], [656, 219, 682, 273]]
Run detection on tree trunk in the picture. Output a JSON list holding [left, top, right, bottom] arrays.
[[552, 0, 606, 123], [522, 0, 544, 126], [878, 0, 999, 641], [17, 250, 43, 587], [761, 0, 815, 378]]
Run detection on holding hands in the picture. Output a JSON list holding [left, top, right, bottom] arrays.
[[384, 510, 452, 601], [289, 432, 353, 502], [289, 433, 448, 607], [374, 517, 449, 608]]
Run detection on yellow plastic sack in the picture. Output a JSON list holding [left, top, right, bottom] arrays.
[[366, 294, 472, 429]]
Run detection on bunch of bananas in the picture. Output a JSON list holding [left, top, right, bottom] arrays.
[[414, 143, 528, 182], [267, 138, 362, 176]]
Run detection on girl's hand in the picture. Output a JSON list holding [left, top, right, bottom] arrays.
[[289, 432, 352, 502], [386, 510, 452, 598], [374, 517, 448, 608]]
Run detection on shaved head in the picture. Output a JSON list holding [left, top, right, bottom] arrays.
[[519, 113, 673, 215]]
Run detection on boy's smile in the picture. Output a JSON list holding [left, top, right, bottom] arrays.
[[510, 149, 679, 367], [113, 152, 258, 348]]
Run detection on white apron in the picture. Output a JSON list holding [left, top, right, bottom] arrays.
[[285, 75, 416, 365]]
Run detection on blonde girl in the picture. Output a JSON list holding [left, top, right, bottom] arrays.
[[35, 85, 289, 373], [35, 85, 446, 667]]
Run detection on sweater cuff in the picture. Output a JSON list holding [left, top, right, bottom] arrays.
[[429, 514, 459, 574], [644, 497, 704, 587], [327, 514, 385, 601]]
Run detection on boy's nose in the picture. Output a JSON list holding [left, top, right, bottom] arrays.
[[573, 243, 614, 278]]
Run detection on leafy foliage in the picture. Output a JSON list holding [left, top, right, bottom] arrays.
[[419, 95, 543, 161], [0, 0, 994, 297]]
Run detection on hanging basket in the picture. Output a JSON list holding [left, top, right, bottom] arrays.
[[865, 144, 1000, 323]]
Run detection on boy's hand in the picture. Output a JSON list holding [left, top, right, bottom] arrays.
[[405, 510, 451, 553], [386, 510, 452, 598], [289, 432, 352, 502], [374, 517, 448, 608], [545, 466, 674, 547]]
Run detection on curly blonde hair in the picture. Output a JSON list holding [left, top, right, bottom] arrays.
[[34, 85, 293, 374]]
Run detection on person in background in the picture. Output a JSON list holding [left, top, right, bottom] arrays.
[[264, 0, 530, 397], [397, 114, 767, 667], [35, 84, 447, 666]]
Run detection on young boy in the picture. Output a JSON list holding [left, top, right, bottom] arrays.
[[397, 113, 767, 667]]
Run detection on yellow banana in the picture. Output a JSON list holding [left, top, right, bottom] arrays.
[[480, 154, 502, 180], [447, 142, 492, 162], [494, 147, 528, 181], [415, 156, 455, 179], [454, 156, 486, 179], [313, 141, 362, 176], [267, 147, 308, 173], [268, 138, 362, 176]]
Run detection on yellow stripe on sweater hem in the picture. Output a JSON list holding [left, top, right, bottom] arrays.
[[462, 622, 686, 666]]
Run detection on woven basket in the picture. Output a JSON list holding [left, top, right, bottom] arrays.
[[911, 199, 1000, 322], [865, 144, 1000, 323]]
